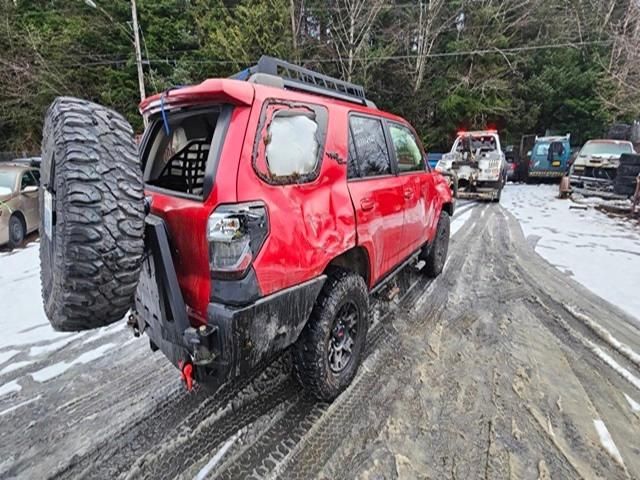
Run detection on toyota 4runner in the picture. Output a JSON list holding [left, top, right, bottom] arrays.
[[39, 57, 454, 400]]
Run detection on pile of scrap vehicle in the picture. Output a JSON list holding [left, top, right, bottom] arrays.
[[433, 123, 640, 212]]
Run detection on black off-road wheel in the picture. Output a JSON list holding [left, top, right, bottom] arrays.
[[421, 211, 450, 277], [40, 97, 145, 332], [8, 214, 26, 249], [292, 271, 369, 401]]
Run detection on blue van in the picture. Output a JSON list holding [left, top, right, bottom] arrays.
[[527, 134, 571, 180]]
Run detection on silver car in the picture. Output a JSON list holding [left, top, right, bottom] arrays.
[[0, 164, 40, 248]]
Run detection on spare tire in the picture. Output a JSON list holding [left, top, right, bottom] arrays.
[[40, 97, 145, 331]]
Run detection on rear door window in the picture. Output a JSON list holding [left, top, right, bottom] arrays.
[[389, 123, 424, 173], [348, 116, 391, 179], [143, 108, 222, 198], [253, 100, 328, 184]]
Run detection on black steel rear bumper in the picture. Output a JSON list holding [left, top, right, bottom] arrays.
[[132, 214, 325, 391]]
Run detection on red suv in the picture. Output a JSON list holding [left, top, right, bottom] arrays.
[[39, 57, 453, 400]]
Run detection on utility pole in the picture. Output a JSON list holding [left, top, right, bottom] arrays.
[[130, 0, 148, 127], [130, 0, 146, 103]]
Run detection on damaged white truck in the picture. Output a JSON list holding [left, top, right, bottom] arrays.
[[435, 130, 507, 202]]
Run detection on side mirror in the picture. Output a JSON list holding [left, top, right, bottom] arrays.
[[526, 150, 532, 157], [22, 185, 38, 194]]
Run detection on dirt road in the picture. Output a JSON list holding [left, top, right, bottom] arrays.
[[1, 200, 640, 479]]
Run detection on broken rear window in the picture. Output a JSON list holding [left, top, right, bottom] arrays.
[[253, 100, 328, 185], [266, 113, 319, 177]]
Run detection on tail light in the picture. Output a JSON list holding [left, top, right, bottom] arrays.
[[206, 202, 268, 279]]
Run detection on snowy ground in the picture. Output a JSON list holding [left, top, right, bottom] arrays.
[[1, 186, 640, 479], [0, 242, 128, 399], [502, 183, 640, 323]]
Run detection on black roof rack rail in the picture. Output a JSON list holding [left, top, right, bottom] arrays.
[[230, 56, 368, 106]]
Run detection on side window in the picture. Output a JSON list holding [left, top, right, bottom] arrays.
[[30, 170, 40, 185], [389, 124, 424, 173], [349, 116, 391, 178], [21, 171, 37, 189], [254, 100, 328, 185]]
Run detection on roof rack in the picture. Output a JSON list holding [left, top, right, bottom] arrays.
[[231, 56, 368, 106]]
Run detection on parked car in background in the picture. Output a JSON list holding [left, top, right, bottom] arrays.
[[527, 134, 571, 180], [0, 163, 41, 248], [569, 139, 635, 190]]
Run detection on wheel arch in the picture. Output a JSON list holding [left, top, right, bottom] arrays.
[[323, 246, 371, 289]]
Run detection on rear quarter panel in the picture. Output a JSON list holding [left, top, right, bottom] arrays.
[[235, 91, 356, 296]]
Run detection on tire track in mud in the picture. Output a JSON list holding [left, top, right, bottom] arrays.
[[489, 208, 639, 477], [10, 199, 640, 479], [52, 354, 294, 480]]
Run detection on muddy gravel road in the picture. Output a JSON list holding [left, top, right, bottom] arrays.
[[1, 198, 640, 479]]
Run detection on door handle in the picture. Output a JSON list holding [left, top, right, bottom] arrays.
[[404, 189, 414, 199], [360, 198, 375, 211]]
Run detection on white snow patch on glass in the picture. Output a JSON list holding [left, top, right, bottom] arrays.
[[593, 419, 624, 466], [30, 343, 116, 383]]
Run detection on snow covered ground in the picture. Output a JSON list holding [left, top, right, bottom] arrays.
[[0, 242, 126, 398], [502, 183, 640, 322]]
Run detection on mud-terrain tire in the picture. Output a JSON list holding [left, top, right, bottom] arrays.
[[293, 271, 369, 401], [8, 214, 26, 248], [421, 211, 450, 277], [40, 97, 145, 331]]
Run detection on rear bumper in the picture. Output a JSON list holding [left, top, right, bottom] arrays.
[[132, 214, 325, 391], [200, 276, 325, 387]]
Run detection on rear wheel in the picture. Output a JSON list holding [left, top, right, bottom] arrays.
[[40, 97, 145, 332], [8, 214, 25, 248], [421, 211, 450, 277], [293, 271, 369, 401]]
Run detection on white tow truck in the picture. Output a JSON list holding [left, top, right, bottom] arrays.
[[435, 130, 508, 202]]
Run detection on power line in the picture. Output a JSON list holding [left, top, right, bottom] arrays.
[[9, 2, 577, 16], [55, 40, 612, 68]]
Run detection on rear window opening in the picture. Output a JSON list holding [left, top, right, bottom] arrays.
[[142, 108, 221, 199]]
